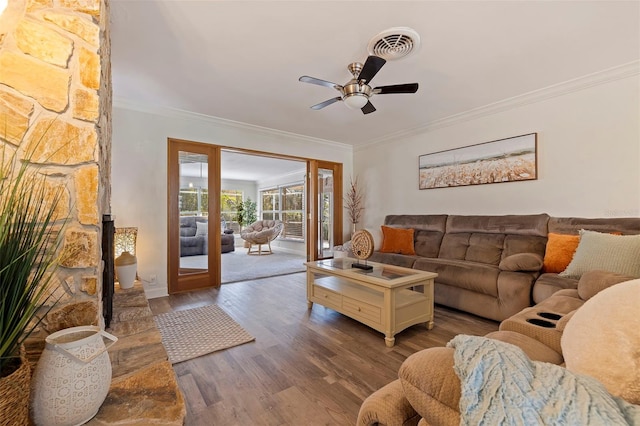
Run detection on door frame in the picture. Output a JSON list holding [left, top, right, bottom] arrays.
[[168, 140, 343, 294], [308, 160, 343, 261], [168, 138, 221, 294]]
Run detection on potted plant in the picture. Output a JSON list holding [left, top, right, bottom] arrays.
[[0, 151, 65, 422], [242, 198, 257, 226], [235, 201, 244, 231]]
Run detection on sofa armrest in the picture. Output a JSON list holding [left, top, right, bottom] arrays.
[[577, 269, 635, 300], [398, 347, 460, 426], [499, 253, 543, 272], [357, 379, 420, 426]]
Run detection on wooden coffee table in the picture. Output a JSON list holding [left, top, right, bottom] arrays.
[[305, 258, 437, 347]]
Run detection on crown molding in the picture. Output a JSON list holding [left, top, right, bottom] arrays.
[[356, 60, 640, 151], [112, 98, 353, 152]]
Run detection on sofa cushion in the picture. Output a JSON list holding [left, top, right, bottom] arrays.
[[542, 233, 580, 273], [180, 216, 196, 237], [499, 253, 543, 272], [413, 229, 443, 258], [380, 226, 416, 255], [438, 233, 469, 260], [562, 279, 640, 404], [577, 269, 635, 300], [414, 258, 500, 297], [465, 233, 504, 265], [532, 273, 579, 303], [502, 234, 547, 259], [384, 214, 448, 232], [549, 216, 640, 236], [445, 214, 549, 236], [560, 230, 640, 279]]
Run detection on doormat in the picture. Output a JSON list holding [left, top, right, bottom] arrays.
[[154, 304, 255, 364]]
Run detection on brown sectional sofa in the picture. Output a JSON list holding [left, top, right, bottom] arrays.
[[366, 214, 640, 321], [357, 270, 638, 426]]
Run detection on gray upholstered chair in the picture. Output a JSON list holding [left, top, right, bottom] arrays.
[[240, 220, 284, 255]]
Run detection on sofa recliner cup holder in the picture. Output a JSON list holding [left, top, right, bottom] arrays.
[[537, 312, 563, 321], [526, 318, 556, 328]]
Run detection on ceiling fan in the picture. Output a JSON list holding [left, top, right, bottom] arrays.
[[299, 55, 418, 115]]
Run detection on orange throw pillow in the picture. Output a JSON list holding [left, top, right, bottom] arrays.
[[543, 233, 580, 273], [380, 226, 416, 255]]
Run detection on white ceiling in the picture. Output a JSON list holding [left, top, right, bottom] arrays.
[[180, 150, 305, 181], [110, 0, 639, 175]]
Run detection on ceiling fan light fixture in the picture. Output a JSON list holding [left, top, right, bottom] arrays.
[[343, 94, 368, 110]]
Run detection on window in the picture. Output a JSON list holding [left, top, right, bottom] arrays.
[[221, 189, 243, 232], [179, 187, 208, 216], [259, 183, 304, 240], [261, 188, 279, 221], [282, 184, 304, 239]]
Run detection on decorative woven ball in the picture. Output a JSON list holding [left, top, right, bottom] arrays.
[[351, 229, 374, 260]]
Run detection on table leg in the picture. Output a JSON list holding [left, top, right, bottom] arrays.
[[385, 335, 395, 347], [307, 300, 313, 309], [426, 320, 434, 330]]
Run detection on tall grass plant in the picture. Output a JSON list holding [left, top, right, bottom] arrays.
[[0, 150, 66, 375]]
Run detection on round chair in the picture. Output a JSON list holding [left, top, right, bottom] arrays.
[[240, 220, 284, 255]]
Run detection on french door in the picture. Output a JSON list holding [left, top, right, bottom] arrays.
[[168, 139, 221, 293], [308, 160, 343, 260]]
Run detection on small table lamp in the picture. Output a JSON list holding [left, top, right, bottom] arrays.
[[114, 227, 137, 289]]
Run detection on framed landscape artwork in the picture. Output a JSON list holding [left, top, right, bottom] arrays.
[[419, 133, 537, 190]]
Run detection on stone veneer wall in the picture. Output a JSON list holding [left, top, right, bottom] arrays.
[[0, 0, 110, 334]]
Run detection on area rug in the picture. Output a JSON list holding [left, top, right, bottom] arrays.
[[154, 304, 255, 364], [180, 250, 307, 283], [221, 250, 306, 283]]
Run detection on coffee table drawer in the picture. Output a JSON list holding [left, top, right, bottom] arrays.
[[313, 285, 342, 307], [343, 296, 381, 324]]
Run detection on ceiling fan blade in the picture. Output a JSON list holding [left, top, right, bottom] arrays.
[[311, 97, 342, 110], [299, 76, 342, 90], [361, 101, 376, 115], [373, 83, 419, 94], [358, 56, 386, 84]]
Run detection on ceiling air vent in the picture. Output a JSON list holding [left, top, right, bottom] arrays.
[[367, 27, 421, 61]]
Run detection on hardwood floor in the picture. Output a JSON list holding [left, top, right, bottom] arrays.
[[148, 272, 498, 425]]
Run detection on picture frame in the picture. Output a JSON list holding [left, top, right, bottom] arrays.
[[419, 133, 537, 190]]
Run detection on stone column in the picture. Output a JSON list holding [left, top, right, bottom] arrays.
[[0, 0, 111, 336]]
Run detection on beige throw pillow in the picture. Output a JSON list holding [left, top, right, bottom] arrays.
[[559, 230, 640, 279], [562, 279, 640, 404]]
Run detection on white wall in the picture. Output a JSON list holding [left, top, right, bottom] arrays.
[[111, 105, 352, 297], [221, 178, 257, 201], [355, 74, 640, 228]]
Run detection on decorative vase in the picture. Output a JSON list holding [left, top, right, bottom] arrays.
[[30, 326, 118, 426], [351, 223, 357, 239], [115, 251, 137, 289], [0, 346, 30, 426]]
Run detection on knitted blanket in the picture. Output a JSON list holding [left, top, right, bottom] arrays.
[[447, 335, 640, 425]]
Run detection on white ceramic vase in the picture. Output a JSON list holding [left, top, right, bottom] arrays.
[[31, 326, 118, 426], [115, 251, 137, 289]]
